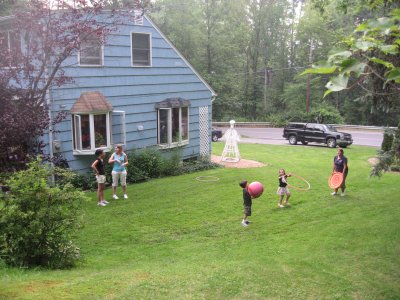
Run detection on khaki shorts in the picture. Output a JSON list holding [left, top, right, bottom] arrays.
[[96, 175, 106, 184], [112, 171, 127, 186]]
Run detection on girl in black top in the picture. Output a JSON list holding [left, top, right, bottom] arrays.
[[331, 148, 348, 196], [91, 149, 108, 206], [277, 169, 292, 208]]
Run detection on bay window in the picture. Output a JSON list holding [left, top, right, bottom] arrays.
[[157, 106, 189, 147]]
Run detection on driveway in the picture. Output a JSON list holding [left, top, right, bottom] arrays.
[[215, 127, 383, 148]]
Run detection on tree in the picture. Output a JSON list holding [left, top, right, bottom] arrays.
[[302, 8, 400, 111], [0, 0, 148, 171]]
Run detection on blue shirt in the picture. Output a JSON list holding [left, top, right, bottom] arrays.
[[112, 153, 126, 172]]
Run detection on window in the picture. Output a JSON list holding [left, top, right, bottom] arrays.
[[72, 113, 111, 153], [79, 33, 103, 66], [0, 30, 21, 66], [131, 32, 151, 66], [71, 91, 126, 155], [157, 107, 189, 147]]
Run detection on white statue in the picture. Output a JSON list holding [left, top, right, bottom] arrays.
[[221, 120, 241, 162]]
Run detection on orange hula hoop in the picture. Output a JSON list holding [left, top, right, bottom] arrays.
[[287, 173, 311, 191]]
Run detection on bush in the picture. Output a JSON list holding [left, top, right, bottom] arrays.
[[66, 147, 221, 189], [390, 165, 400, 172], [381, 128, 395, 152], [0, 159, 88, 269], [266, 106, 344, 127], [126, 148, 166, 182]]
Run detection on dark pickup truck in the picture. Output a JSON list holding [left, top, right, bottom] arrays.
[[283, 123, 353, 148]]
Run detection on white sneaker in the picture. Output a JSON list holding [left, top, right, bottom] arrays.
[[331, 192, 337, 196], [341, 192, 346, 197], [97, 202, 106, 207], [123, 194, 128, 199], [102, 200, 109, 204], [241, 220, 248, 227], [279, 204, 284, 208], [113, 194, 119, 200]]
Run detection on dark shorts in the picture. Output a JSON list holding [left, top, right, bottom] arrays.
[[244, 205, 252, 216]]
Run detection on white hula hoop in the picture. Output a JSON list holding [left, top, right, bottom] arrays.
[[195, 176, 220, 182], [287, 173, 311, 191]]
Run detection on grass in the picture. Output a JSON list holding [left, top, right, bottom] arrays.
[[0, 143, 399, 299]]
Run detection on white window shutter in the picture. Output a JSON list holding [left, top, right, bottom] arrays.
[[74, 115, 82, 151], [111, 111, 126, 146]]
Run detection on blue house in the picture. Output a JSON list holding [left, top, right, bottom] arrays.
[[21, 13, 217, 172]]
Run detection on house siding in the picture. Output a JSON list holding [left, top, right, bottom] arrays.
[[46, 15, 213, 173]]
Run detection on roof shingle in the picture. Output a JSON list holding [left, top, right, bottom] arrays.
[[70, 91, 113, 113]]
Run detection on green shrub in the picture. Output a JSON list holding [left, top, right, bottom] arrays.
[[391, 122, 400, 162], [0, 159, 88, 269], [390, 165, 400, 172], [381, 128, 395, 152], [65, 148, 221, 189]]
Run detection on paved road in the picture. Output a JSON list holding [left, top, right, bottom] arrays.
[[216, 127, 383, 147]]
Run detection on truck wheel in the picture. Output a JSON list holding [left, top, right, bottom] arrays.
[[212, 134, 219, 142], [327, 138, 337, 148], [301, 141, 308, 145], [289, 135, 297, 145]]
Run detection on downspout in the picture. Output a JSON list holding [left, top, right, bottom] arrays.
[[46, 67, 55, 185], [42, 21, 55, 184]]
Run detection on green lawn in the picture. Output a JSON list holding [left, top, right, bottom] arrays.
[[1, 143, 399, 299]]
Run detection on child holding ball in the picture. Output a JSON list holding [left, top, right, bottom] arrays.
[[239, 180, 252, 227], [277, 169, 291, 208]]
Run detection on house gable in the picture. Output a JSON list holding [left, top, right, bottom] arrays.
[[40, 12, 214, 172]]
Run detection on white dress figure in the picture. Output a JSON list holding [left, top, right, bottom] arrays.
[[221, 120, 241, 162]]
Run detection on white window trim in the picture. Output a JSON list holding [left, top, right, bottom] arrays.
[[78, 38, 104, 67], [157, 107, 189, 149], [72, 112, 112, 155], [0, 30, 22, 69], [130, 31, 152, 68]]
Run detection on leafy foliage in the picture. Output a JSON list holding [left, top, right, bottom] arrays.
[[302, 8, 400, 100], [66, 148, 221, 190], [381, 128, 395, 152], [371, 122, 400, 176], [0, 159, 88, 268]]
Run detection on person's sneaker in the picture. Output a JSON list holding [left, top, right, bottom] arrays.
[[245, 220, 251, 224], [331, 192, 337, 196], [102, 200, 109, 204], [279, 204, 284, 208], [97, 202, 106, 207], [285, 202, 291, 206], [241, 220, 248, 227], [123, 194, 128, 199], [341, 192, 346, 197], [113, 194, 119, 200]]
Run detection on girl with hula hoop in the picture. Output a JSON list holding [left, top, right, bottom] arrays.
[[277, 169, 292, 208]]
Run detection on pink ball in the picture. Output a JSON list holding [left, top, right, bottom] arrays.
[[248, 181, 264, 198]]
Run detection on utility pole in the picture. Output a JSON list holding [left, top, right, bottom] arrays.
[[264, 67, 267, 111], [306, 39, 314, 113]]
